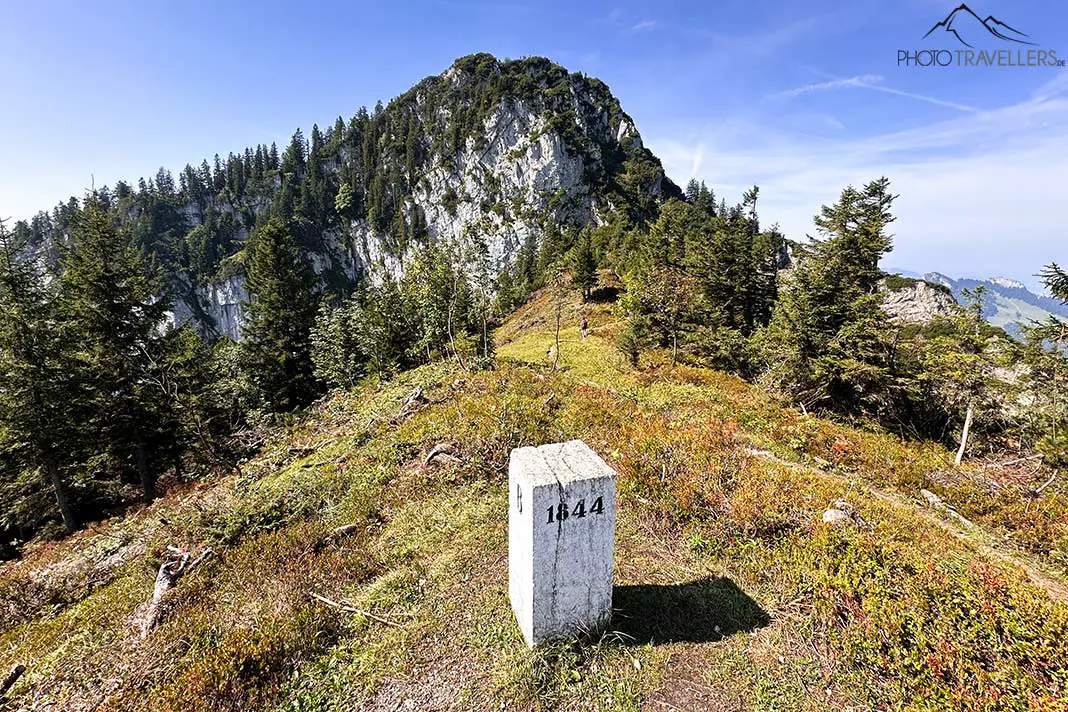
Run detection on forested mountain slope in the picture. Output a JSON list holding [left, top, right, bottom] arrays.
[[12, 53, 677, 338], [926, 272, 1068, 337]]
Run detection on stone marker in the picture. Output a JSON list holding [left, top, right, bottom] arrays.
[[508, 440, 617, 647]]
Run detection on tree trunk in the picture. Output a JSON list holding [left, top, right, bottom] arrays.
[[137, 440, 156, 503], [671, 332, 678, 365], [954, 403, 974, 466], [44, 458, 77, 534], [447, 307, 468, 372], [552, 308, 561, 372]]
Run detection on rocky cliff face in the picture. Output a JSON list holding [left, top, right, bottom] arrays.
[[881, 277, 959, 325], [346, 99, 651, 281]]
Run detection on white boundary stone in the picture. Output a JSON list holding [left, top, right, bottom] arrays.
[[508, 440, 617, 647]]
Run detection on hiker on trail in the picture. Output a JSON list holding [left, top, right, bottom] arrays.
[[580, 315, 588, 340]]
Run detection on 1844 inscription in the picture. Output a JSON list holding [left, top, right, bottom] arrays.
[[546, 496, 604, 523]]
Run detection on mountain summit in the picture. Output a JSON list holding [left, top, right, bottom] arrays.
[[16, 54, 679, 339], [922, 3, 1037, 47]]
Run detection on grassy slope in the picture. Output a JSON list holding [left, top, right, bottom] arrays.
[[1, 293, 1067, 711]]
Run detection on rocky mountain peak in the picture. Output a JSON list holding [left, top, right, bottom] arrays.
[[16, 54, 679, 340]]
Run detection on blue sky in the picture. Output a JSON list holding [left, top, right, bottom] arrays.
[[1, 0, 1065, 289]]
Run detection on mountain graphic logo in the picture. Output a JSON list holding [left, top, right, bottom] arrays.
[[923, 3, 1037, 48]]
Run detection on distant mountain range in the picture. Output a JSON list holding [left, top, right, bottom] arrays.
[[922, 272, 1068, 337], [922, 3, 1037, 48]]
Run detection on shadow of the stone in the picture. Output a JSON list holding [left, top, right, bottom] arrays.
[[611, 578, 770, 645]]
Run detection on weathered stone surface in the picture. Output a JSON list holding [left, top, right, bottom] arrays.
[[508, 440, 616, 647], [881, 279, 958, 325]]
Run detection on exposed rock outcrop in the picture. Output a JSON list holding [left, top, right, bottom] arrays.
[[881, 277, 959, 325]]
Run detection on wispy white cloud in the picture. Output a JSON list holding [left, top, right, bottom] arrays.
[[776, 74, 884, 98], [646, 83, 1068, 287], [775, 74, 978, 113], [631, 19, 657, 32]]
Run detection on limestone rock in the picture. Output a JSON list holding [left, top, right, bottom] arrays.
[[155, 58, 675, 340], [881, 278, 959, 325]]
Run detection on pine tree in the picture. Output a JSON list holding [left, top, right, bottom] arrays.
[[1018, 265, 1068, 464], [638, 265, 701, 365], [58, 199, 169, 502], [515, 232, 538, 296], [311, 298, 366, 389], [240, 218, 321, 412], [644, 199, 699, 270], [685, 178, 700, 203], [1041, 263, 1068, 302], [922, 287, 1002, 463], [536, 223, 564, 282]]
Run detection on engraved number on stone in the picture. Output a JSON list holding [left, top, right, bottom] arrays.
[[546, 496, 604, 523]]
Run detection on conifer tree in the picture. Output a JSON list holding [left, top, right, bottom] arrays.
[[241, 218, 320, 412], [515, 232, 538, 296], [0, 220, 82, 531], [568, 230, 597, 302], [922, 287, 1001, 463], [1019, 265, 1068, 464], [58, 199, 169, 502], [1042, 263, 1068, 301], [638, 265, 701, 365], [536, 223, 564, 282], [685, 178, 700, 203], [759, 178, 899, 413]]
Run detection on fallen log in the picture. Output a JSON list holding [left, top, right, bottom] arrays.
[[316, 523, 361, 551], [423, 442, 461, 467], [391, 388, 428, 425]]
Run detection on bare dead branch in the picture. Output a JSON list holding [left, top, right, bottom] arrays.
[[423, 442, 460, 467], [308, 592, 402, 627], [140, 547, 213, 638], [1035, 471, 1059, 496], [983, 454, 1044, 469]]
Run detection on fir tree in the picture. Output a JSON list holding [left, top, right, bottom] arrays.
[[1041, 263, 1068, 302], [58, 199, 169, 502], [568, 230, 597, 302], [240, 218, 320, 412], [0, 220, 82, 531], [760, 178, 899, 414]]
